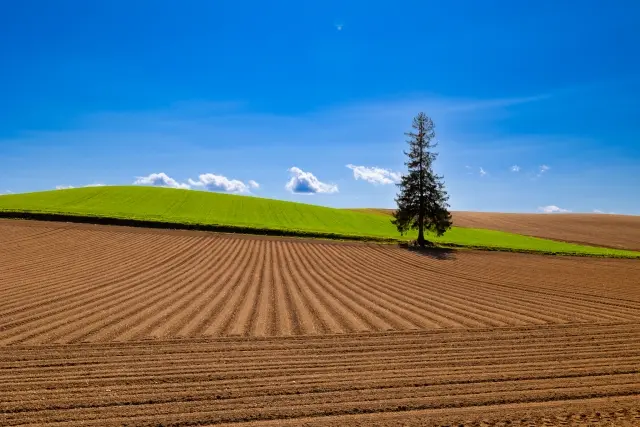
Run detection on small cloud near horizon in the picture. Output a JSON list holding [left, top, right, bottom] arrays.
[[346, 164, 401, 185], [510, 165, 520, 172], [538, 205, 570, 213], [134, 173, 190, 190], [188, 173, 258, 193], [56, 183, 105, 190], [285, 167, 338, 194], [479, 167, 487, 177], [131, 172, 262, 193]]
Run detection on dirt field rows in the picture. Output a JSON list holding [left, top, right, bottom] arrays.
[[452, 212, 640, 251], [2, 220, 640, 344], [359, 209, 640, 251], [1, 324, 639, 426], [1, 219, 639, 425]]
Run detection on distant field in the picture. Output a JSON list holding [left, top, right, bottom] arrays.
[[454, 211, 640, 251], [355, 208, 640, 252], [1, 186, 639, 257]]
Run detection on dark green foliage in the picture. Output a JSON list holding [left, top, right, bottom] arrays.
[[392, 112, 453, 246]]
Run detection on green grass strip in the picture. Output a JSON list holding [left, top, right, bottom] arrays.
[[0, 186, 638, 258]]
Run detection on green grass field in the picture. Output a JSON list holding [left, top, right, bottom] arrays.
[[0, 186, 638, 258]]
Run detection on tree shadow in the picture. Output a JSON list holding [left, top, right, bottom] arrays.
[[398, 242, 457, 260]]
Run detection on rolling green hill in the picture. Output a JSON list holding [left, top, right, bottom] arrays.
[[0, 186, 638, 258]]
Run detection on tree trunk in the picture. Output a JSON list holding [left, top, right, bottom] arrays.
[[417, 120, 425, 247], [417, 212, 425, 247]]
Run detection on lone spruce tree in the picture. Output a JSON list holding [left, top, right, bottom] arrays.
[[392, 112, 452, 247]]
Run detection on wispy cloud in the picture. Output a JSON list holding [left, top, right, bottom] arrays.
[[464, 165, 488, 177], [134, 173, 190, 190], [285, 167, 338, 194], [538, 205, 570, 213], [11, 93, 549, 157], [346, 164, 401, 185], [510, 165, 521, 172], [442, 94, 551, 113], [0, 190, 13, 196], [56, 183, 105, 190], [188, 173, 257, 193], [532, 164, 551, 180], [593, 209, 616, 214]]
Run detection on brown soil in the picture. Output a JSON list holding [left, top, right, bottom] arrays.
[[1, 219, 639, 426], [453, 212, 640, 251], [354, 209, 640, 251]]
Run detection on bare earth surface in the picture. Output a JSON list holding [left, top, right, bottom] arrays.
[[453, 212, 640, 252], [360, 209, 640, 251], [1, 219, 639, 426]]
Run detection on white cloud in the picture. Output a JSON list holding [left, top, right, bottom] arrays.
[[188, 173, 256, 193], [133, 173, 190, 190], [510, 165, 521, 172], [57, 183, 105, 190], [134, 172, 257, 193], [538, 205, 570, 213], [0, 190, 12, 196], [533, 164, 551, 179], [285, 167, 338, 194], [346, 164, 401, 185], [479, 167, 487, 177], [593, 209, 604, 214]]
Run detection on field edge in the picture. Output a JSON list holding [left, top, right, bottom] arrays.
[[1, 210, 639, 259]]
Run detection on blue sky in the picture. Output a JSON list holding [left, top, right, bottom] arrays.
[[1, 0, 639, 214]]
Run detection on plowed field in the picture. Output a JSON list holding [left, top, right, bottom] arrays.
[[357, 209, 640, 251], [453, 212, 640, 252], [1, 219, 639, 426]]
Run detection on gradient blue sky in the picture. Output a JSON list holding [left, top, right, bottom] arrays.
[[2, 0, 639, 213]]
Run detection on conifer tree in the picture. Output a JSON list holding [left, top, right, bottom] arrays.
[[392, 112, 452, 247]]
